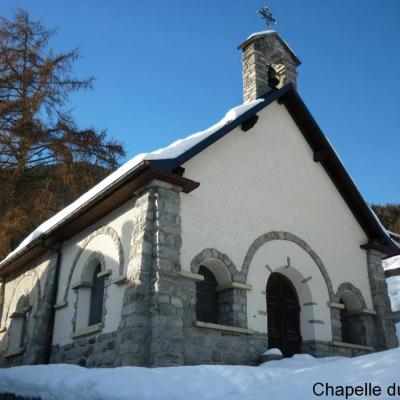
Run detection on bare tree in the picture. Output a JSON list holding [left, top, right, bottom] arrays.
[[372, 204, 400, 234], [0, 10, 125, 256]]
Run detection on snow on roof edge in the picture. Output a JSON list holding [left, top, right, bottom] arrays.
[[246, 30, 276, 41], [388, 230, 400, 240], [369, 207, 399, 248], [0, 98, 265, 268]]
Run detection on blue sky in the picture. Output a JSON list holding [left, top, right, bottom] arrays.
[[2, 0, 400, 204]]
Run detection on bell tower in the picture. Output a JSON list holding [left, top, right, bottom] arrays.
[[239, 6, 301, 103]]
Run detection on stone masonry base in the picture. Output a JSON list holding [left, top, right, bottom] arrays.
[[302, 340, 373, 358]]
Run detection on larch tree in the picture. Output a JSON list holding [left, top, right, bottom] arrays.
[[372, 204, 400, 234], [0, 10, 125, 257]]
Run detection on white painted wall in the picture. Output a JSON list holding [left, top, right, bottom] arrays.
[[0, 255, 50, 351], [181, 101, 373, 341], [52, 198, 138, 346]]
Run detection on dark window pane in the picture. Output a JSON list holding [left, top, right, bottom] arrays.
[[89, 263, 105, 326], [340, 299, 351, 343], [20, 314, 27, 348], [16, 295, 28, 312], [196, 265, 218, 323], [16, 295, 29, 348]]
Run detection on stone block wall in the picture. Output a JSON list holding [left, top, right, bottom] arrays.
[[241, 32, 299, 103], [3, 180, 398, 369], [366, 250, 398, 350], [49, 188, 155, 367], [183, 327, 267, 365], [49, 179, 187, 368], [302, 340, 372, 358], [217, 288, 247, 328], [179, 271, 268, 365]]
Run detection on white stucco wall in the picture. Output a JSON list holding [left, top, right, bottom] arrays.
[[0, 255, 51, 351], [180, 101, 373, 341], [52, 198, 137, 346]]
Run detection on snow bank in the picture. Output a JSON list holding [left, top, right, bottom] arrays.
[[384, 256, 400, 312], [0, 99, 264, 268], [396, 322, 400, 341], [262, 348, 282, 356], [383, 255, 400, 272], [0, 354, 341, 400], [2, 349, 400, 400], [387, 275, 400, 312]]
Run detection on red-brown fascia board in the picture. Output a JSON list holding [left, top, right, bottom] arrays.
[[0, 161, 199, 277]]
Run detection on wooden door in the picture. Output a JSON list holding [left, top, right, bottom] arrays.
[[266, 273, 301, 357]]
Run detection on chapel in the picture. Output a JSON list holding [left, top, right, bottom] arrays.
[[0, 27, 399, 368]]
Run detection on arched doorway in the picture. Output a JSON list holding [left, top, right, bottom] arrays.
[[266, 273, 301, 357]]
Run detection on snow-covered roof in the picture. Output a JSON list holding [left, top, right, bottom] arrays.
[[388, 230, 400, 247], [246, 30, 276, 40], [0, 99, 264, 268], [0, 83, 398, 272]]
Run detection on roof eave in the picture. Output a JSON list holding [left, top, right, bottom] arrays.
[[2, 83, 395, 275], [0, 163, 199, 277]]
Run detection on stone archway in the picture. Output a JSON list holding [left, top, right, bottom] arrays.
[[190, 248, 238, 279], [244, 231, 334, 345], [241, 231, 334, 300], [63, 225, 124, 302], [335, 282, 367, 309], [335, 282, 372, 347], [4, 270, 41, 323]]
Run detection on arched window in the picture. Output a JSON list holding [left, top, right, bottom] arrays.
[[73, 256, 108, 335], [339, 293, 366, 346], [7, 295, 30, 356], [196, 265, 219, 323], [89, 263, 105, 326]]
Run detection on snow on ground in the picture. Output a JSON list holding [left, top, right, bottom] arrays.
[[2, 349, 400, 400], [396, 323, 400, 341], [383, 255, 400, 272], [262, 348, 282, 356], [384, 256, 400, 312], [0, 99, 264, 268], [387, 275, 400, 312]]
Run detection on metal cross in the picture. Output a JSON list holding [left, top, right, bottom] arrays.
[[257, 5, 277, 28]]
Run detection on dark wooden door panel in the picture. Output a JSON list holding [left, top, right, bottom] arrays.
[[266, 273, 301, 357]]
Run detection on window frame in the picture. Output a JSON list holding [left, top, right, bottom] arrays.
[[72, 253, 110, 339]]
